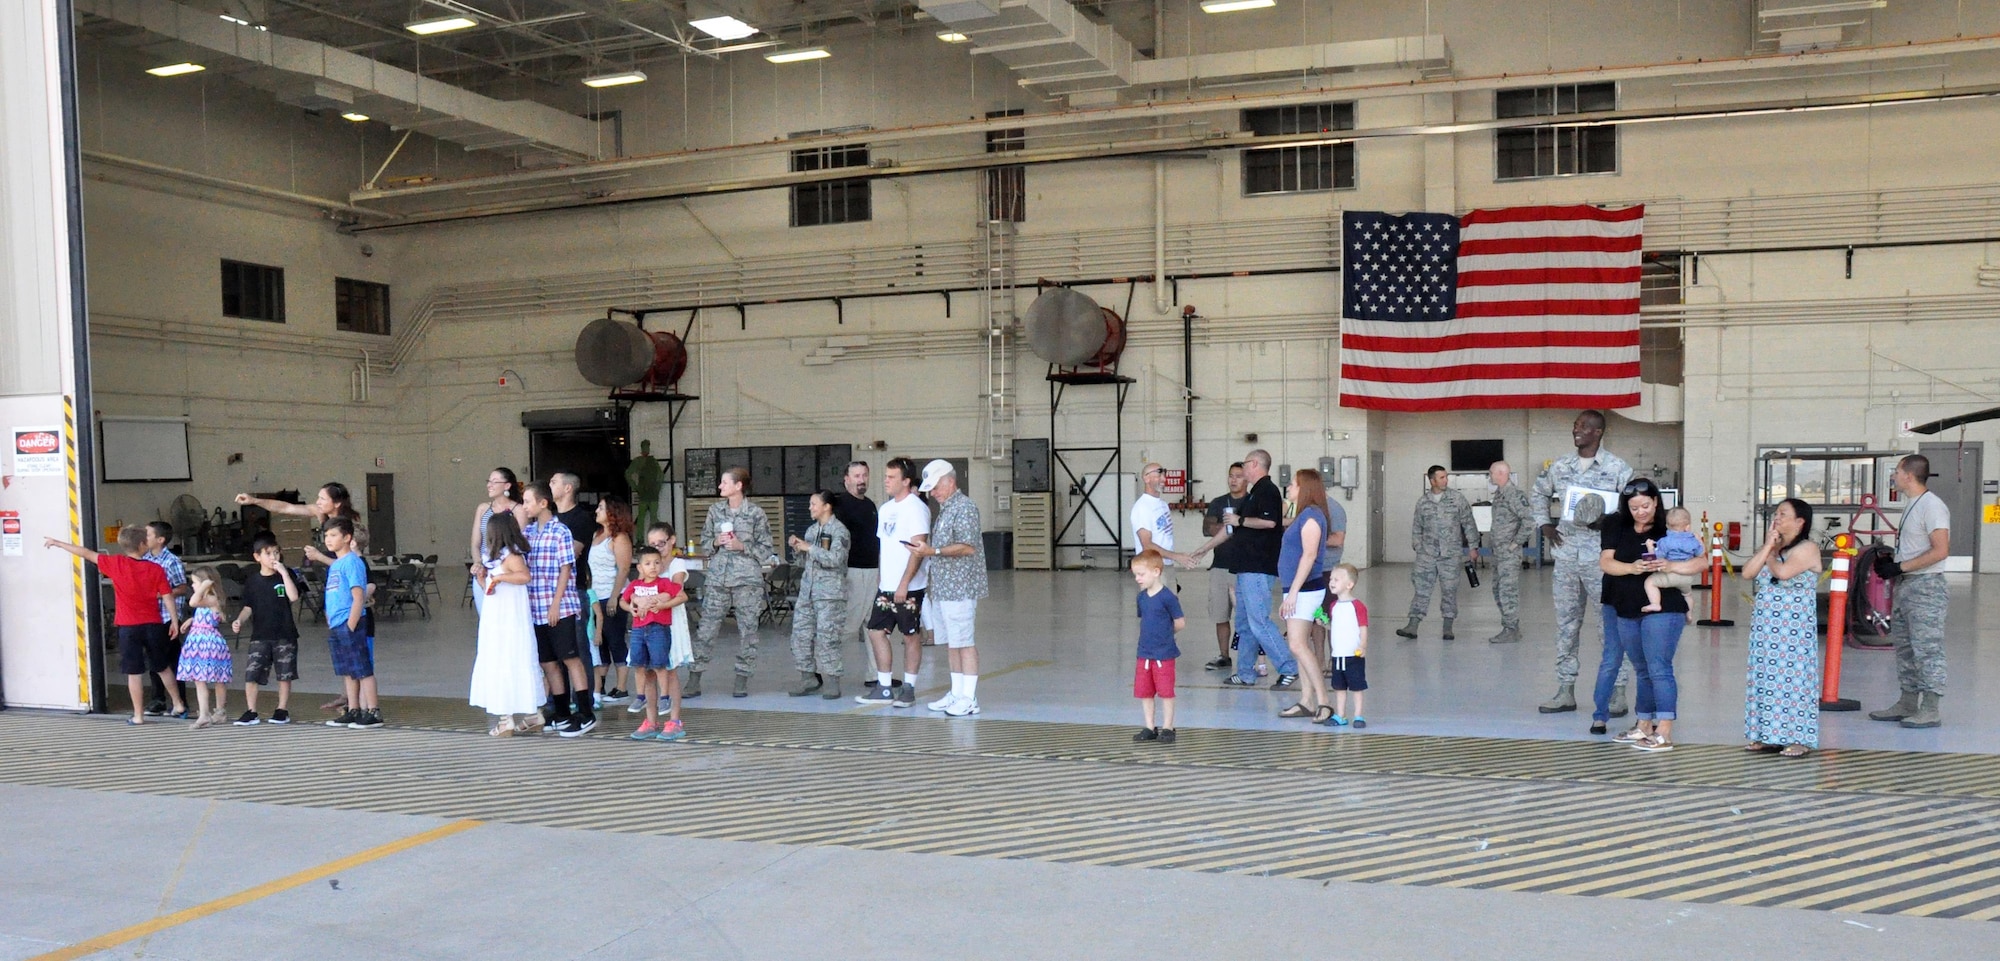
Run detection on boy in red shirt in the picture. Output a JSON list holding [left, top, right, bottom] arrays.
[[46, 526, 184, 723], [620, 546, 688, 741]]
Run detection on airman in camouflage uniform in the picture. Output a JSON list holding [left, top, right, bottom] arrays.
[[1867, 454, 1953, 729], [1532, 411, 1632, 715], [1485, 462, 1535, 645], [695, 468, 776, 698], [786, 493, 850, 699], [1398, 465, 1478, 640]]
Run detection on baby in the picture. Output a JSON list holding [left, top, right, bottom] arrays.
[[1641, 506, 1704, 613]]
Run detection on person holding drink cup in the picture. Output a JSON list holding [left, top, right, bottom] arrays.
[[786, 490, 851, 698], [694, 466, 776, 698]]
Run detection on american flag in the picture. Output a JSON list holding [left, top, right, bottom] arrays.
[[1337, 205, 1644, 412]]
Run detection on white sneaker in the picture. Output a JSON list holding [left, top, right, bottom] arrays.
[[944, 698, 980, 717], [927, 692, 961, 712]]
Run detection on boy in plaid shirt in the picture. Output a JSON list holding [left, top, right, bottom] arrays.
[[523, 482, 595, 736]]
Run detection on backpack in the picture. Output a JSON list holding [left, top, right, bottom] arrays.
[[1846, 544, 1896, 648]]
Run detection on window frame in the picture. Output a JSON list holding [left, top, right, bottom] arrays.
[[789, 144, 873, 228], [334, 276, 392, 336], [1493, 81, 1620, 182], [1240, 102, 1357, 197], [985, 108, 1026, 223], [220, 259, 286, 323]]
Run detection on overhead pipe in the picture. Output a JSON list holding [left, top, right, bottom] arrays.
[[84, 151, 396, 221], [349, 84, 2000, 228], [1154, 161, 1170, 316], [349, 30, 2000, 205]]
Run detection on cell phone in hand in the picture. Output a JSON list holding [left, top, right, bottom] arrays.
[[1640, 552, 1658, 562], [900, 540, 918, 549]]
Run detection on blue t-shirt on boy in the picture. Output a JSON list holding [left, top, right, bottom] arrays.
[[1136, 587, 1184, 660], [325, 552, 368, 626]]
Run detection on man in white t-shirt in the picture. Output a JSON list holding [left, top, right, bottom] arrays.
[[1132, 463, 1193, 589], [855, 457, 931, 708]]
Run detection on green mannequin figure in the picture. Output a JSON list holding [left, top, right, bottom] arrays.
[[626, 439, 665, 531]]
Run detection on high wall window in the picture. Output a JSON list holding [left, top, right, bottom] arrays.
[[985, 109, 1026, 223], [790, 144, 871, 227], [1495, 82, 1618, 180], [1241, 103, 1355, 196], [221, 259, 285, 322], [335, 277, 392, 336]]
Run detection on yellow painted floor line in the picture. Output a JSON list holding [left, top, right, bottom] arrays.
[[28, 820, 480, 961]]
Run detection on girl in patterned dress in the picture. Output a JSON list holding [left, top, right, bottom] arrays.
[[176, 568, 234, 729], [1741, 498, 1824, 757]]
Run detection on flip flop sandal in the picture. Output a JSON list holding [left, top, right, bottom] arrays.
[[1313, 705, 1335, 725], [1278, 703, 1313, 718], [1779, 745, 1812, 758], [1743, 742, 1782, 753]]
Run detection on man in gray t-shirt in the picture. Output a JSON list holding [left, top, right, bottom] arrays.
[[1868, 453, 1953, 728]]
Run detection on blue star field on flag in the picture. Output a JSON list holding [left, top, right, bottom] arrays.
[[1340, 210, 1460, 322]]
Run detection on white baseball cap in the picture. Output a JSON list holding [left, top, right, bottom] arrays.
[[918, 459, 954, 493]]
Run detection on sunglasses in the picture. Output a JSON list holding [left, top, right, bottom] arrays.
[[1621, 481, 1654, 496]]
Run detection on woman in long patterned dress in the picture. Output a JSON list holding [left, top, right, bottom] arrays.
[[1741, 497, 1823, 757]]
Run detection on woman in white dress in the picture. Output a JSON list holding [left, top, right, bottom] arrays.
[[467, 467, 522, 614], [469, 511, 547, 736]]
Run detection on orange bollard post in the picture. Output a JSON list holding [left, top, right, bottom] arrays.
[[1821, 533, 1861, 711], [1696, 522, 1735, 627]]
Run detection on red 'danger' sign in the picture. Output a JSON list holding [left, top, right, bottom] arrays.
[[12, 426, 63, 477]]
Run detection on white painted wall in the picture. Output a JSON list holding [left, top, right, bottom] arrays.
[[68, 1, 2000, 580], [2, 0, 89, 709]]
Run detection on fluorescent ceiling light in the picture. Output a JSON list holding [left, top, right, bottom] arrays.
[[1200, 0, 1276, 12], [404, 15, 479, 35], [937, 31, 970, 43], [690, 15, 758, 40], [341, 112, 370, 122], [708, 40, 781, 54], [765, 46, 831, 63], [145, 62, 205, 77], [582, 70, 648, 87], [218, 14, 250, 25]]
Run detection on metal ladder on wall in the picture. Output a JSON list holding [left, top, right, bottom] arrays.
[[979, 219, 1018, 463]]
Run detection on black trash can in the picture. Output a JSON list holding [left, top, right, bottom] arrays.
[[982, 531, 1013, 570]]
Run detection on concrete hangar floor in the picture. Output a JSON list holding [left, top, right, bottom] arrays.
[[6, 564, 2000, 960]]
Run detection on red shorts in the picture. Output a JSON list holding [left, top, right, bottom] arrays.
[[1133, 658, 1177, 699]]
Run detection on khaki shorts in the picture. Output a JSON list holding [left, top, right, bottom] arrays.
[[1206, 569, 1234, 623], [1650, 572, 1696, 592]]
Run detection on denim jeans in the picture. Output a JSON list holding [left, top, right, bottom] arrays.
[[1596, 606, 1684, 721], [1233, 572, 1296, 682]]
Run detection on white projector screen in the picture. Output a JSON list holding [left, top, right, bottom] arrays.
[[101, 418, 192, 483]]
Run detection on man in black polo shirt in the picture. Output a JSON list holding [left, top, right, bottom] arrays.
[[1190, 449, 1297, 690], [1201, 462, 1247, 671], [832, 461, 879, 649]]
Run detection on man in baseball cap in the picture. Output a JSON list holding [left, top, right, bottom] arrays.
[[909, 459, 987, 716]]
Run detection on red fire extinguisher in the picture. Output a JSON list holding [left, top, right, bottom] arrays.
[[1726, 521, 1742, 551]]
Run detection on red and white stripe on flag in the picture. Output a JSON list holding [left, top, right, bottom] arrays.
[[1339, 204, 1644, 412]]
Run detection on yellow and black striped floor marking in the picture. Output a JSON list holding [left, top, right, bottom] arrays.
[[315, 691, 2000, 801], [9, 708, 2000, 921]]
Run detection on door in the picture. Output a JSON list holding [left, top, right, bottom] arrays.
[[1368, 450, 1386, 566], [365, 472, 395, 556], [528, 427, 631, 503], [1917, 442, 1981, 572]]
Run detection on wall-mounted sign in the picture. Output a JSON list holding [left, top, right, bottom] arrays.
[[11, 426, 61, 477]]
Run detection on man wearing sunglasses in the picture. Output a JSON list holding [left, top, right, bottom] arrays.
[[1532, 411, 1634, 716]]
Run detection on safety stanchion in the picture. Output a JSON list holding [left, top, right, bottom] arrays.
[[1821, 533, 1861, 711], [1696, 522, 1735, 627], [1693, 511, 1713, 591]]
